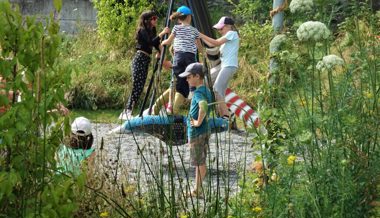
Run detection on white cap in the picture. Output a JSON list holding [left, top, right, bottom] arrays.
[[71, 117, 92, 136]]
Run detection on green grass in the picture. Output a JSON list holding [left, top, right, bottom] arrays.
[[70, 109, 122, 123]]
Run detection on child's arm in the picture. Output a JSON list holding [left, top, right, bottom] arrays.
[[190, 100, 208, 127], [199, 33, 227, 47], [161, 33, 175, 46]]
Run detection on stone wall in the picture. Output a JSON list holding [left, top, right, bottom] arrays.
[[10, 0, 97, 34], [9, 0, 237, 34]]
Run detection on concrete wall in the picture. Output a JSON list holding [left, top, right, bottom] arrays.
[[10, 0, 97, 34]]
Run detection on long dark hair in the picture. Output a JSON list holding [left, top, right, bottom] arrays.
[[135, 10, 157, 39]]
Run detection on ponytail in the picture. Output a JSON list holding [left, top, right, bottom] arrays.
[[170, 12, 188, 21]]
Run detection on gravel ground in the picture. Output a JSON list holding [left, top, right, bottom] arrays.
[[89, 122, 259, 199]]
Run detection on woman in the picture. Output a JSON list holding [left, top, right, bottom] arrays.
[[120, 10, 170, 120], [199, 16, 239, 119]]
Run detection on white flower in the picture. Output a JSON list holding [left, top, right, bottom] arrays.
[[297, 21, 330, 42], [270, 34, 287, 54], [290, 0, 314, 13], [316, 55, 344, 70]]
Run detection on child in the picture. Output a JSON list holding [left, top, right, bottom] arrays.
[[161, 5, 203, 114], [179, 63, 212, 198], [199, 16, 239, 119], [120, 10, 170, 120], [56, 117, 95, 176]]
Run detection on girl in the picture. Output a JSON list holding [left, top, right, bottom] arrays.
[[161, 5, 202, 114], [199, 16, 239, 118], [120, 10, 170, 120]]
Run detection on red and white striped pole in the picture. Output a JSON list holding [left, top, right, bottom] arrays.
[[225, 88, 260, 128]]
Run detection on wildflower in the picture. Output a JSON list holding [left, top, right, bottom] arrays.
[[252, 206, 263, 213], [316, 55, 344, 71], [271, 172, 279, 181], [297, 21, 330, 42], [179, 212, 188, 218], [363, 91, 373, 99], [287, 155, 297, 165], [270, 34, 287, 54], [299, 98, 307, 107], [100, 211, 109, 217], [290, 0, 313, 13]]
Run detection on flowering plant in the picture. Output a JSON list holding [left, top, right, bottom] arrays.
[[296, 21, 330, 42], [316, 54, 344, 70], [289, 0, 314, 14], [270, 34, 287, 54]]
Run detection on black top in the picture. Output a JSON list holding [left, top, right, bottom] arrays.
[[135, 28, 160, 54]]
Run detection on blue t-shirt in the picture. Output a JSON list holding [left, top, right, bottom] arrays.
[[187, 85, 212, 139], [220, 31, 239, 68], [56, 144, 95, 176]]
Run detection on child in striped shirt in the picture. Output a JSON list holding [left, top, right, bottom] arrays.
[[161, 5, 203, 114]]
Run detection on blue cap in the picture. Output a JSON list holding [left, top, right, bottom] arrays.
[[177, 5, 192, 15]]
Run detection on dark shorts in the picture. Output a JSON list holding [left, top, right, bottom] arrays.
[[189, 133, 209, 166], [172, 52, 196, 98]]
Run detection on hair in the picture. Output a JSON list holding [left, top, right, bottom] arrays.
[[170, 12, 188, 22], [227, 24, 239, 36], [69, 133, 94, 150], [135, 10, 157, 39]]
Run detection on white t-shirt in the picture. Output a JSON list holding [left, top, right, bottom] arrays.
[[220, 31, 239, 68]]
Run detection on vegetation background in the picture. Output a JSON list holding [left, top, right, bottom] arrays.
[[0, 0, 379, 217]]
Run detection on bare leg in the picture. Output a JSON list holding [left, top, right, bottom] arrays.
[[215, 93, 230, 117], [193, 164, 207, 194], [173, 92, 186, 114], [152, 88, 170, 115]]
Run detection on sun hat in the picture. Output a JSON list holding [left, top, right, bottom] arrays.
[[213, 16, 235, 29], [179, 63, 204, 78], [71, 117, 92, 136], [177, 5, 192, 15]]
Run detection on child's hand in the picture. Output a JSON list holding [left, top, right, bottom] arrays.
[[160, 27, 170, 37], [162, 60, 172, 70], [190, 118, 201, 127]]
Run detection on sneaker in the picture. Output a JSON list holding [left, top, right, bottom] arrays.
[[119, 109, 133, 120], [222, 113, 235, 120], [142, 108, 150, 116], [166, 104, 173, 115]]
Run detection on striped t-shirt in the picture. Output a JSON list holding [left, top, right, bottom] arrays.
[[172, 25, 199, 54]]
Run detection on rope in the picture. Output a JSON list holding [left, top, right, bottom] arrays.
[[270, 0, 288, 18]]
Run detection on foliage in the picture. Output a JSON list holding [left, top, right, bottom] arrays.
[[228, 0, 272, 24], [60, 29, 131, 110], [231, 2, 380, 217], [93, 0, 153, 50], [0, 1, 87, 216]]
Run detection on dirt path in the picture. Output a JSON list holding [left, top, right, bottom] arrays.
[[90, 123, 258, 199]]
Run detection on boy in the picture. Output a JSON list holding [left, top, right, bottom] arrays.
[[56, 117, 95, 176], [179, 63, 212, 198]]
